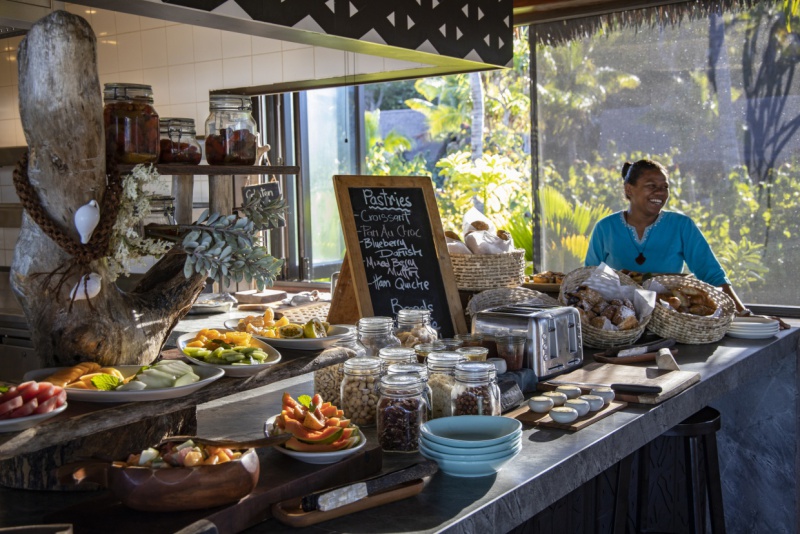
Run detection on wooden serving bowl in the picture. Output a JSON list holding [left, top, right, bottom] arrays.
[[58, 449, 260, 512]]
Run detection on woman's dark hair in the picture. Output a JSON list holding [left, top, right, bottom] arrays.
[[622, 159, 668, 185]]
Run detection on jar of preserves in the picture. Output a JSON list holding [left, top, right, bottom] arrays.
[[395, 309, 438, 348], [413, 342, 446, 364], [387, 362, 433, 420], [158, 117, 202, 164], [377, 374, 427, 453], [426, 351, 465, 419], [204, 94, 258, 165], [378, 347, 416, 374], [340, 357, 381, 427], [356, 317, 400, 357], [452, 361, 500, 416], [314, 329, 364, 407], [456, 346, 489, 362], [103, 83, 160, 164], [454, 333, 485, 347]]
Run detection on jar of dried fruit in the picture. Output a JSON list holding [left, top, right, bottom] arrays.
[[158, 117, 202, 164], [103, 83, 160, 164], [451, 361, 500, 416], [314, 329, 364, 407], [377, 374, 427, 453], [394, 309, 438, 348], [204, 94, 258, 165]]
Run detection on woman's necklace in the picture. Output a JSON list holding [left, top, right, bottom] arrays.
[[624, 212, 649, 265]]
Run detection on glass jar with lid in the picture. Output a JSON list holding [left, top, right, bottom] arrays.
[[387, 362, 433, 420], [314, 329, 364, 407], [356, 317, 400, 357], [378, 347, 416, 374], [413, 341, 446, 364], [204, 94, 258, 165], [426, 351, 465, 419], [395, 309, 438, 348], [454, 333, 485, 347], [451, 361, 500, 416], [103, 83, 160, 164], [340, 357, 381, 427], [158, 118, 202, 164], [377, 374, 427, 453], [456, 346, 489, 362]]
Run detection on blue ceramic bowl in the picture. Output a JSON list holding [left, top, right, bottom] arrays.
[[419, 444, 521, 477], [420, 434, 520, 456], [420, 415, 523, 448], [419, 439, 522, 463]]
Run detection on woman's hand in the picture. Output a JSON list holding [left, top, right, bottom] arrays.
[[736, 308, 790, 330]]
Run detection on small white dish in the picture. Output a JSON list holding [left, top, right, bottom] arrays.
[[549, 406, 579, 424], [555, 385, 582, 399], [487, 358, 507, 375], [565, 398, 590, 417], [528, 396, 555, 413], [272, 435, 366, 465], [541, 391, 568, 406], [0, 402, 68, 433], [580, 394, 604, 412], [590, 387, 615, 405]]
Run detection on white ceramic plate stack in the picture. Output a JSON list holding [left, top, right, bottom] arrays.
[[418, 415, 522, 477], [726, 317, 780, 339]]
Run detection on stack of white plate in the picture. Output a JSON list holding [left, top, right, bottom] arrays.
[[727, 316, 780, 339], [418, 415, 522, 478]]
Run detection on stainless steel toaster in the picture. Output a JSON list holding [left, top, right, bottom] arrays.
[[472, 304, 583, 379]]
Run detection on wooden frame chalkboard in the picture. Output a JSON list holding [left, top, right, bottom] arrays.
[[333, 175, 466, 338]]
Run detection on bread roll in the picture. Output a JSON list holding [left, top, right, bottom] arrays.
[[616, 316, 640, 330], [43, 362, 101, 387]]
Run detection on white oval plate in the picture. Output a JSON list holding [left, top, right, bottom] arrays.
[[726, 330, 778, 340], [0, 402, 68, 433], [23, 365, 224, 403], [266, 415, 365, 464], [223, 320, 354, 350], [177, 331, 282, 377], [732, 316, 780, 325]]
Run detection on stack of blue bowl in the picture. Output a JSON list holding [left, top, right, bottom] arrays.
[[419, 415, 523, 477]]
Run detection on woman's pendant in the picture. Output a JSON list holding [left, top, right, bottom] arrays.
[[635, 253, 646, 265]]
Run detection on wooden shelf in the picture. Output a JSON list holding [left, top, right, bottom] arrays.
[[118, 164, 300, 175]]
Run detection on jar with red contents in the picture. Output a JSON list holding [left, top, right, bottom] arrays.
[[158, 118, 202, 165], [204, 95, 258, 165], [103, 83, 160, 164]]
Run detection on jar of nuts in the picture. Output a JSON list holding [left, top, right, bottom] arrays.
[[451, 361, 500, 416], [341, 357, 381, 427], [377, 374, 427, 453], [386, 362, 433, 420], [314, 330, 364, 407], [378, 347, 416, 374], [395, 309, 438, 348], [426, 351, 465, 419], [356, 317, 400, 357]]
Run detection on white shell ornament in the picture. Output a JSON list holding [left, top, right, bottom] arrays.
[[70, 273, 102, 301], [74, 200, 100, 245]]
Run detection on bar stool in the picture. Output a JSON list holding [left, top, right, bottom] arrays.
[[637, 407, 726, 534]]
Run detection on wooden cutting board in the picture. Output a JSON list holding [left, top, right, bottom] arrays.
[[540, 362, 700, 404], [506, 400, 628, 431]]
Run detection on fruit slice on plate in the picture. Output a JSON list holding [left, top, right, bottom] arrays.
[[277, 324, 304, 339], [303, 318, 328, 339]]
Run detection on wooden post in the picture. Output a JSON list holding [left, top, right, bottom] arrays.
[[327, 252, 361, 325], [172, 174, 194, 224], [209, 174, 233, 216]]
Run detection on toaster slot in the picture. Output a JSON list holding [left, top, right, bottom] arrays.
[[547, 316, 559, 359], [567, 318, 578, 354]]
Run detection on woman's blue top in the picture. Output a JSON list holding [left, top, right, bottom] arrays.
[[584, 210, 731, 286]]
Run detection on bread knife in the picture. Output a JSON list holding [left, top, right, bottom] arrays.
[[301, 460, 438, 512], [546, 380, 662, 395]]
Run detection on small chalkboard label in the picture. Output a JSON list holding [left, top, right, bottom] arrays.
[[334, 175, 466, 338], [242, 181, 284, 228]]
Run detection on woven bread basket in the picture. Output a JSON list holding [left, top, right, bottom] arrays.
[[643, 275, 735, 344], [558, 266, 650, 349], [466, 287, 560, 317], [450, 250, 525, 291]]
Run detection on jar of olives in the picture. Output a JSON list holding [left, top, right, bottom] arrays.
[[103, 83, 160, 164], [451, 361, 500, 416], [204, 94, 258, 165], [158, 118, 202, 164], [395, 309, 438, 348], [377, 374, 427, 453], [314, 330, 364, 407], [340, 357, 381, 427], [356, 317, 400, 357]]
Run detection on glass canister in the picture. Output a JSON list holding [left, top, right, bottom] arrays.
[[357, 317, 400, 357], [387, 362, 433, 420], [426, 351, 465, 419], [395, 309, 438, 348], [438, 338, 464, 351], [103, 83, 160, 164], [456, 346, 489, 362], [494, 334, 526, 372], [452, 361, 500, 416], [158, 117, 202, 164], [377, 374, 427, 453], [378, 347, 416, 374], [204, 94, 258, 165], [340, 357, 381, 427], [314, 329, 364, 407], [455, 333, 485, 347], [413, 342, 446, 364]]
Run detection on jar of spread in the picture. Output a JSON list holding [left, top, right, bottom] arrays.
[[452, 361, 500, 416], [314, 330, 363, 407], [413, 342, 446, 364], [378, 347, 416, 374], [377, 374, 427, 453], [340, 357, 381, 427], [204, 94, 258, 165], [103, 83, 160, 164], [394, 309, 438, 348], [158, 118, 201, 164], [356, 317, 400, 357], [386, 362, 433, 420], [426, 351, 465, 419]]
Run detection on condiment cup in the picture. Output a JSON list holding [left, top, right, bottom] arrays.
[[541, 391, 567, 406], [590, 387, 615, 405], [565, 398, 590, 417], [579, 394, 605, 412], [555, 385, 582, 399], [487, 358, 507, 375], [528, 396, 555, 413], [549, 406, 579, 424]]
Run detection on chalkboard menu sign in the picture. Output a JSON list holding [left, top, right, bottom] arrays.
[[241, 181, 284, 228], [333, 175, 466, 338]]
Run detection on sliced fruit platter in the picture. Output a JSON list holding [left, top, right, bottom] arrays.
[[224, 310, 353, 351], [0, 380, 68, 432], [177, 329, 281, 377], [267, 392, 364, 464]]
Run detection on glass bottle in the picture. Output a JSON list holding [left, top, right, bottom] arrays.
[[426, 351, 465, 419], [340, 357, 381, 427], [395, 309, 438, 347], [387, 362, 433, 420], [103, 83, 160, 164], [314, 329, 364, 407], [452, 361, 500, 416], [377, 374, 427, 453], [204, 94, 258, 165], [158, 117, 202, 164], [378, 346, 416, 374], [356, 317, 400, 357]]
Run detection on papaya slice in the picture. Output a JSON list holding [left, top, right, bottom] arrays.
[[326, 417, 341, 427], [311, 393, 323, 407], [320, 404, 338, 418], [284, 436, 351, 452], [303, 410, 326, 431], [284, 419, 344, 444]]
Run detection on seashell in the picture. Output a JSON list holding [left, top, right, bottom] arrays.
[[74, 200, 100, 244], [70, 273, 102, 301]]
